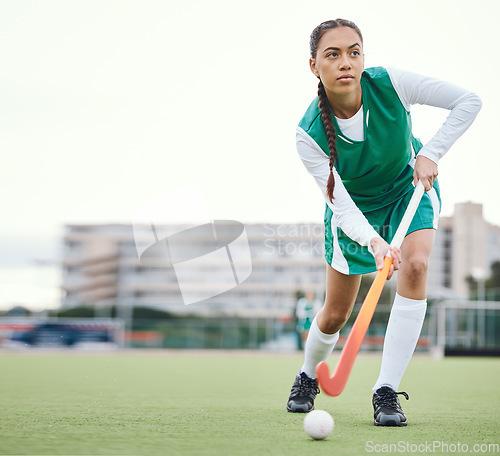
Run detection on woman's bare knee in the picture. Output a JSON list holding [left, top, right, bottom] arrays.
[[398, 229, 435, 298], [402, 255, 429, 284], [318, 266, 361, 334], [317, 307, 352, 334]]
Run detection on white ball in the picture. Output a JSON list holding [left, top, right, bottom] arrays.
[[303, 409, 335, 440]]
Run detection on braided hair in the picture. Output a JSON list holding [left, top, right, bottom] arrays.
[[309, 19, 363, 202]]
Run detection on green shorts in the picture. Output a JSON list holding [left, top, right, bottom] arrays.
[[324, 182, 441, 275]]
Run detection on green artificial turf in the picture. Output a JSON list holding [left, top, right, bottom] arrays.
[[0, 351, 499, 455]]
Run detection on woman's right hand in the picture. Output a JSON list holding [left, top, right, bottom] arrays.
[[370, 237, 402, 280]]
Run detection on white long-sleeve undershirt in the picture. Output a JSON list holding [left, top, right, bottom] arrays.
[[296, 68, 482, 249], [387, 68, 482, 164]]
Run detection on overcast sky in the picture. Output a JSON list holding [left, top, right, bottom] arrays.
[[1, 0, 499, 264]]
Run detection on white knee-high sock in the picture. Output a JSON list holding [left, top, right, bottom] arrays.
[[373, 293, 427, 392], [300, 316, 339, 379]]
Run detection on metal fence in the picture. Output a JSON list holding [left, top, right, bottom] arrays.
[[1, 300, 499, 355], [430, 300, 500, 356]]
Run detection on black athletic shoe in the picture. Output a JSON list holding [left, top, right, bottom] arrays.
[[286, 372, 320, 413], [372, 386, 410, 426]]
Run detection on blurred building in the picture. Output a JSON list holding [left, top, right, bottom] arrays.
[[61, 202, 500, 315], [61, 222, 326, 317], [429, 202, 500, 298]]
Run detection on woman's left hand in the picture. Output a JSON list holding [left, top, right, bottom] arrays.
[[413, 155, 438, 191]]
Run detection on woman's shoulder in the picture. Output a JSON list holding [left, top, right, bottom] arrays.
[[298, 96, 321, 133], [362, 66, 401, 100], [362, 66, 392, 82]]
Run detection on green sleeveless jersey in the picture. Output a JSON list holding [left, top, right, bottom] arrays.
[[298, 66, 422, 212]]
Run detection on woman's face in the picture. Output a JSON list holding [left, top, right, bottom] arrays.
[[310, 26, 364, 98]]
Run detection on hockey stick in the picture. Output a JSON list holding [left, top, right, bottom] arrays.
[[316, 181, 426, 397]]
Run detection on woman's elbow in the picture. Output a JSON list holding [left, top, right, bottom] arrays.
[[468, 92, 483, 114]]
